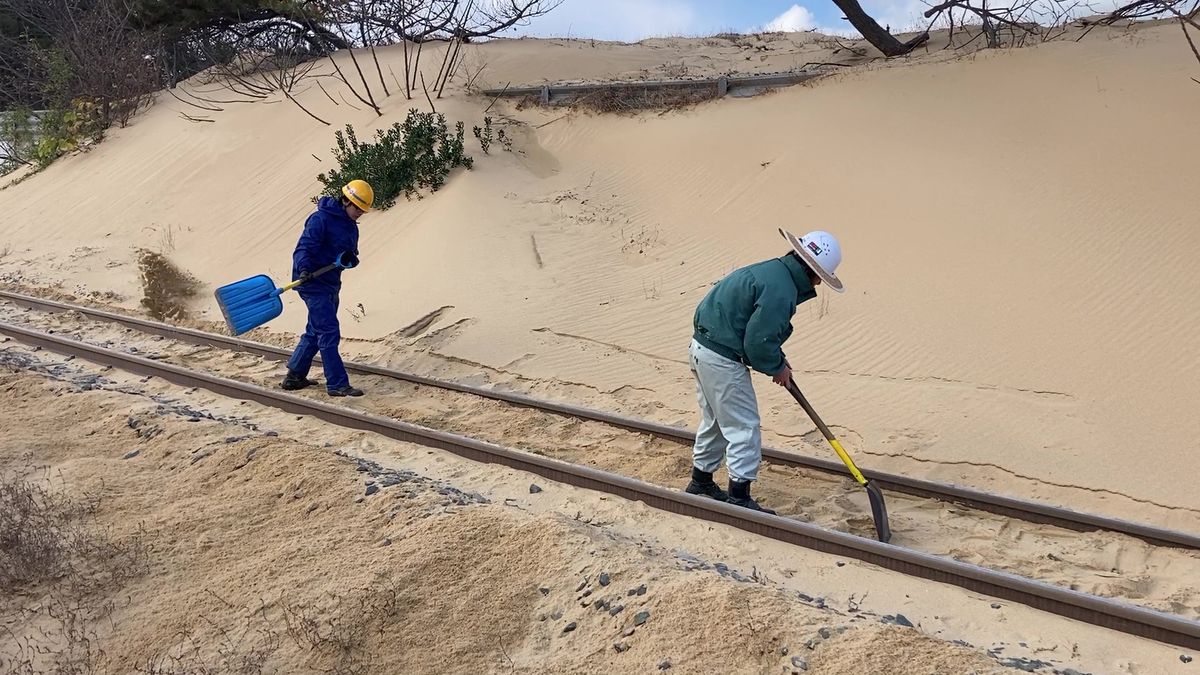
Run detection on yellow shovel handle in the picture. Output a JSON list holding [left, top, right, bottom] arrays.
[[828, 438, 869, 486], [787, 378, 870, 487]]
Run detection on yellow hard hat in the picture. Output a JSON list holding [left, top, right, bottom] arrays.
[[342, 179, 374, 211]]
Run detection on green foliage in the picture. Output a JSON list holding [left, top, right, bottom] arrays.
[[1, 107, 32, 169], [317, 110, 473, 210], [472, 116, 493, 154], [3, 48, 109, 171], [472, 117, 513, 155]]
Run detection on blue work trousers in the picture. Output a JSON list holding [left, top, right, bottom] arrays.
[[286, 293, 350, 391]]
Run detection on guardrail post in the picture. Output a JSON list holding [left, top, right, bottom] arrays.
[[540, 85, 550, 105]]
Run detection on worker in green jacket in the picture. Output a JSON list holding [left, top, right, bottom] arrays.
[[686, 228, 845, 514]]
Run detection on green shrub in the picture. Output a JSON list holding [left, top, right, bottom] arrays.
[[472, 116, 493, 154], [317, 110, 473, 210], [1, 51, 110, 176], [472, 117, 513, 155]]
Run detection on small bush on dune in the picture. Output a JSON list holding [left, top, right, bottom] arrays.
[[316, 110, 473, 211]]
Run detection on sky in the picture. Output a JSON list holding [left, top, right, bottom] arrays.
[[499, 0, 934, 42]]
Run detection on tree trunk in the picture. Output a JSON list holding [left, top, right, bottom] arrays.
[[828, 0, 929, 56]]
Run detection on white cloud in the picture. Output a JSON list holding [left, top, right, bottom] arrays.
[[764, 4, 818, 32], [757, 3, 860, 38], [769, 0, 928, 38]]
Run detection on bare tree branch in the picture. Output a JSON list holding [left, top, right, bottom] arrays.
[[420, 70, 436, 112]]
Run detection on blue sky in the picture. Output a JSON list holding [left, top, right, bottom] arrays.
[[501, 0, 931, 42]]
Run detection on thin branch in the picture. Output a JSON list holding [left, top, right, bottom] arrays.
[[167, 88, 223, 112], [327, 53, 380, 114], [535, 113, 569, 128], [434, 38, 458, 97], [410, 37, 426, 92], [371, 46, 390, 97], [179, 113, 215, 123], [0, 153, 32, 166], [317, 80, 340, 105], [420, 71, 437, 113], [282, 90, 331, 125], [399, 0, 412, 98], [1175, 12, 1200, 64], [498, 635, 515, 674], [338, 91, 363, 111], [345, 47, 382, 114], [1158, 0, 1200, 31], [175, 87, 260, 105], [484, 82, 511, 113], [389, 65, 406, 97]]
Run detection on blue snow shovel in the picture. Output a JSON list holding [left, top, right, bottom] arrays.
[[214, 252, 357, 335]]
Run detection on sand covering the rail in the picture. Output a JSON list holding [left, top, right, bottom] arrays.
[[0, 365, 1022, 673]]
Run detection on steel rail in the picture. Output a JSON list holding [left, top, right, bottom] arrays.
[[1, 289, 1198, 551], [2, 319, 1198, 650]]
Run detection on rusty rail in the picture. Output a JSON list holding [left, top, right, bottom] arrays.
[[2, 289, 1196, 551]]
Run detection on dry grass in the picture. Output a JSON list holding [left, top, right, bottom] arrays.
[[0, 474, 147, 591], [134, 574, 408, 675], [0, 469, 398, 674], [0, 473, 150, 674]]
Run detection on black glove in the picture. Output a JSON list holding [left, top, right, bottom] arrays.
[[336, 250, 360, 269], [298, 269, 312, 283]]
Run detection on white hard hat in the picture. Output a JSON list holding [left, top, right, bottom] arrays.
[[779, 228, 844, 293]]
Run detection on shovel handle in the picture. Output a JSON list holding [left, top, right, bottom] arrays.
[[786, 378, 869, 486], [275, 262, 340, 295]]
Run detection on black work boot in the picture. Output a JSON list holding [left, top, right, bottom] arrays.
[[728, 479, 776, 515], [281, 370, 318, 391], [685, 467, 729, 502], [327, 385, 364, 397]]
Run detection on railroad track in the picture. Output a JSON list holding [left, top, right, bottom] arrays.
[[1, 317, 1199, 651], [1, 289, 1197, 551]]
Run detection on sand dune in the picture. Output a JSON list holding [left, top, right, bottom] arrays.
[[0, 18, 1198, 671]]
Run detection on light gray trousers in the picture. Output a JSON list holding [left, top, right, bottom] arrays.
[[688, 339, 762, 483]]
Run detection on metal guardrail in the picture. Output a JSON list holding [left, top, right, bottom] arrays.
[[481, 71, 828, 104]]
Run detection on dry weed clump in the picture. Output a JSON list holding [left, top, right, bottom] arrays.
[[137, 573, 407, 675], [136, 598, 284, 675], [0, 474, 147, 591], [136, 249, 201, 321], [0, 473, 150, 674]]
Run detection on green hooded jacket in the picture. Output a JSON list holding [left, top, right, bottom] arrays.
[[692, 253, 817, 376]]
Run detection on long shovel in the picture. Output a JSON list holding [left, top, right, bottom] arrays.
[[786, 377, 892, 543], [214, 254, 352, 335]]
